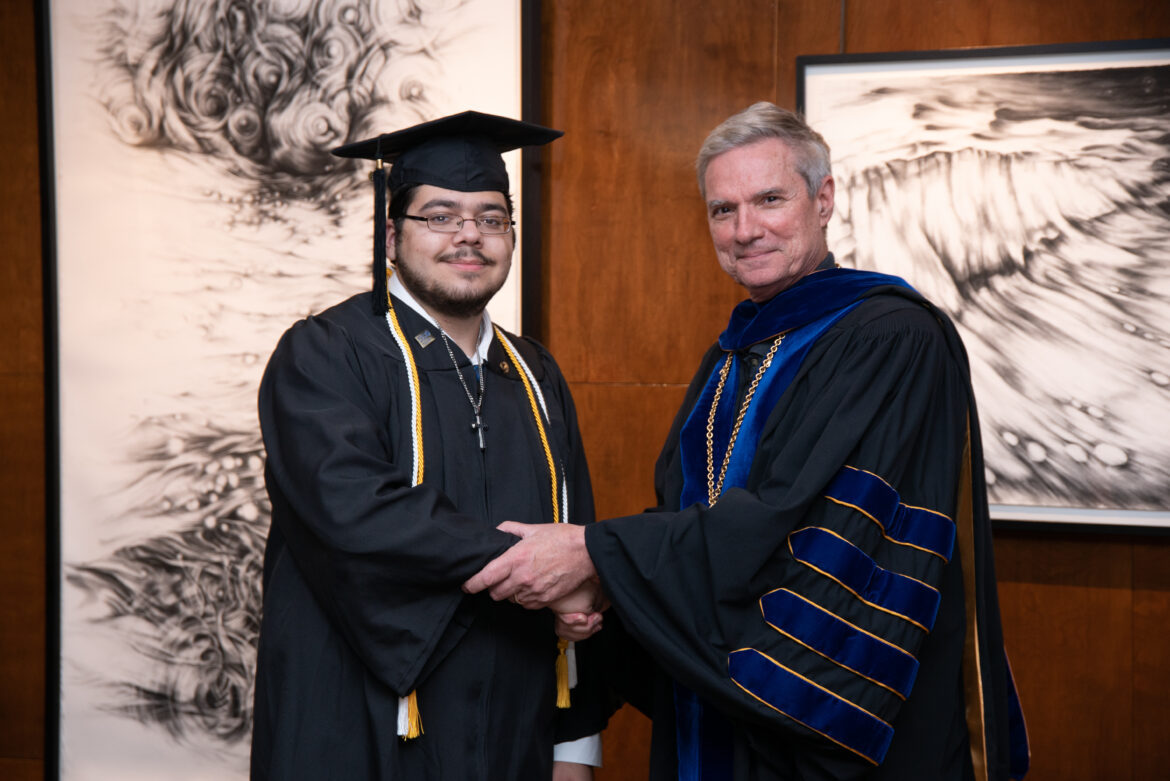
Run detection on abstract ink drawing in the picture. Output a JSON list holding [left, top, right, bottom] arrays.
[[802, 47, 1170, 523], [95, 0, 461, 225], [50, 1, 521, 777]]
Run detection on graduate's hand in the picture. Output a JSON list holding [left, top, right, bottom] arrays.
[[552, 760, 594, 781], [551, 582, 607, 641], [554, 610, 604, 642], [463, 521, 596, 608]]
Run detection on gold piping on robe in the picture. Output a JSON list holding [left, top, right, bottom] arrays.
[[958, 420, 988, 780]]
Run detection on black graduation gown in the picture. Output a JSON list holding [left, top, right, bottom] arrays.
[[251, 291, 605, 780], [587, 288, 1019, 780]]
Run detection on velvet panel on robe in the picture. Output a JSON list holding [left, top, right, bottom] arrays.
[[251, 291, 607, 780], [587, 288, 1016, 781]]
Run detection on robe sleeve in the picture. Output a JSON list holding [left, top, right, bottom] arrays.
[[586, 299, 971, 773], [258, 315, 517, 695]]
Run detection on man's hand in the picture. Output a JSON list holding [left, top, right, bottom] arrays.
[[463, 521, 596, 608]]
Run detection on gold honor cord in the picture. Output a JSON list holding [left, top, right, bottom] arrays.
[[385, 291, 425, 738], [494, 326, 572, 707], [494, 327, 561, 525]]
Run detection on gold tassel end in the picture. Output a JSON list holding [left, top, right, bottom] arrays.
[[404, 690, 423, 739], [556, 638, 571, 709]]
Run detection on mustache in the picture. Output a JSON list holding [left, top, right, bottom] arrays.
[[439, 249, 492, 265]]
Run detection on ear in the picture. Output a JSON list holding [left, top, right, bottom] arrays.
[[385, 218, 397, 263], [815, 175, 835, 227]]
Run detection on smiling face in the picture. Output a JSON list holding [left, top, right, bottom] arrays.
[[387, 184, 515, 320], [703, 137, 834, 302]]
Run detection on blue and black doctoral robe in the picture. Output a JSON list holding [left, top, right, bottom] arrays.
[[587, 266, 1028, 780], [251, 291, 607, 780]]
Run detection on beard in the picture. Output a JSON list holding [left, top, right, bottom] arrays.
[[393, 242, 507, 320]]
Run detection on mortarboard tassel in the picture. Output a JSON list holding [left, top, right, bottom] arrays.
[[371, 158, 388, 315], [556, 638, 571, 709]]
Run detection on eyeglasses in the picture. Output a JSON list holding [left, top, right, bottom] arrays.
[[403, 213, 515, 235]]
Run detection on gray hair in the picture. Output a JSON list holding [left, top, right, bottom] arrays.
[[695, 102, 832, 200]]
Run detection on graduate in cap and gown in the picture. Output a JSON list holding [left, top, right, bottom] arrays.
[[465, 102, 1030, 780], [250, 111, 609, 780]]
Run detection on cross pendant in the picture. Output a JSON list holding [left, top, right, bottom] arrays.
[[471, 416, 487, 450]]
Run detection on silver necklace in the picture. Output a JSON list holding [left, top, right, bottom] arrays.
[[439, 330, 487, 450]]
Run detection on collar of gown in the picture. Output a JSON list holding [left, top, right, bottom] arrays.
[[388, 271, 494, 365]]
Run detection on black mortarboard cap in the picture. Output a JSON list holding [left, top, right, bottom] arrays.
[[332, 111, 563, 313]]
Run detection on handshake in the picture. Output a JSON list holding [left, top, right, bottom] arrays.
[[463, 521, 607, 642]]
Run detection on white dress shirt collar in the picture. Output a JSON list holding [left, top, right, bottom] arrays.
[[389, 271, 493, 366]]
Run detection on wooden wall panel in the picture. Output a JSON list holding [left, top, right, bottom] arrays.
[[0, 375, 47, 759], [994, 532, 1136, 779], [541, 0, 783, 387], [570, 384, 689, 521], [0, 0, 45, 773], [1131, 537, 1170, 780], [977, 0, 1170, 44], [595, 705, 652, 781], [845, 0, 1170, 51], [0, 758, 43, 781], [776, 0, 847, 108], [0, 0, 44, 378]]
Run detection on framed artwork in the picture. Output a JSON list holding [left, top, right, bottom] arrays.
[[797, 39, 1170, 528], [41, 0, 540, 777]]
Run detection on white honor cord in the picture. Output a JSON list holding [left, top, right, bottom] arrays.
[[386, 308, 423, 736], [496, 329, 549, 418], [385, 310, 422, 486], [567, 642, 578, 688], [396, 697, 411, 735]]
